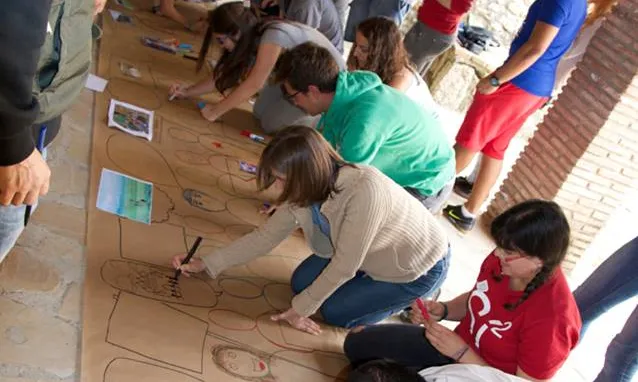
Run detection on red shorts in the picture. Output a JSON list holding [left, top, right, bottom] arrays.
[[455, 82, 547, 160]]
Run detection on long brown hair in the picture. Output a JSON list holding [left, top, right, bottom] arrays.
[[346, 17, 413, 85], [257, 126, 353, 207], [198, 3, 283, 94], [585, 0, 617, 25]]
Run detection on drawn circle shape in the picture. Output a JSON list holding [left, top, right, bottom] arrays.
[[218, 278, 263, 299], [208, 309, 257, 331]]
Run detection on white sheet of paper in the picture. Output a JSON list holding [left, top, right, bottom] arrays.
[[109, 9, 123, 20], [85, 74, 108, 92]]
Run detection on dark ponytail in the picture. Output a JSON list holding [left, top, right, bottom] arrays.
[[196, 2, 263, 94], [490, 199, 571, 310]]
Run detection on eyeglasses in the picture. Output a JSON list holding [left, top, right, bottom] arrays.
[[280, 83, 301, 102], [495, 249, 528, 263]]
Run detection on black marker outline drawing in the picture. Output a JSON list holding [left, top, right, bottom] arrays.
[[105, 292, 209, 374], [101, 259, 219, 307], [103, 357, 205, 382]]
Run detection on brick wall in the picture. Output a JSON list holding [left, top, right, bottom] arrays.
[[485, 0, 638, 271]]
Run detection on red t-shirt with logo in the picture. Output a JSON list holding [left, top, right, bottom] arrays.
[[454, 253, 581, 379]]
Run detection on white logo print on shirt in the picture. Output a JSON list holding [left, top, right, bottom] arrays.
[[468, 279, 513, 349]]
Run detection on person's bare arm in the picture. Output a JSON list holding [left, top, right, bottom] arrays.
[[388, 67, 413, 92], [184, 77, 217, 97], [442, 291, 470, 321], [492, 22, 560, 83], [159, 0, 188, 28], [206, 43, 282, 118]]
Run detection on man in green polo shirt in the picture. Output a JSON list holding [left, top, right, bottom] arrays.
[[274, 42, 455, 213]]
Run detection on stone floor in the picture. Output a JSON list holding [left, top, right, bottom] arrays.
[[0, 47, 631, 382], [0, 86, 93, 381]]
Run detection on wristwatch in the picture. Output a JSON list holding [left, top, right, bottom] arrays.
[[489, 75, 501, 87]]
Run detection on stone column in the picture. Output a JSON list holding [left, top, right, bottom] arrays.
[[484, 0, 638, 271]]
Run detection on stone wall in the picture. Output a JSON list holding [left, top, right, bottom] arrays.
[[402, 0, 531, 48], [467, 0, 532, 47]]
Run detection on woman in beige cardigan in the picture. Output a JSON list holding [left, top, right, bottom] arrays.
[[172, 126, 451, 334]]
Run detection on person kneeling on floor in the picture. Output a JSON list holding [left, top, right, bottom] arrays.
[[171, 126, 451, 334]]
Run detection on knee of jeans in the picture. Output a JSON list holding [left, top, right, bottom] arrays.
[[290, 267, 308, 295]]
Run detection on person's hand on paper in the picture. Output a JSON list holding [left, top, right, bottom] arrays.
[[0, 149, 50, 206], [171, 254, 206, 277], [271, 308, 322, 335], [200, 103, 222, 122], [168, 83, 190, 100], [190, 18, 207, 33]]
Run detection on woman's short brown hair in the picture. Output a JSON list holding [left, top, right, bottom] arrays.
[[257, 126, 352, 207]]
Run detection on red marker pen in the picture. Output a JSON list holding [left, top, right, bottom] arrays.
[[415, 299, 430, 321]]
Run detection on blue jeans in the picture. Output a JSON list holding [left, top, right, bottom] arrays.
[[291, 249, 451, 328], [0, 141, 50, 263], [344, 0, 411, 42], [574, 236, 638, 382], [0, 205, 27, 263]]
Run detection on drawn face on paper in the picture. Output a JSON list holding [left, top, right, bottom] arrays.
[[213, 346, 270, 379]]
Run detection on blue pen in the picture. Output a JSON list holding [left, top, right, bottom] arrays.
[[24, 125, 47, 226]]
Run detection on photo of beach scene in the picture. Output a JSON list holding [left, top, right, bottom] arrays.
[[96, 169, 153, 224]]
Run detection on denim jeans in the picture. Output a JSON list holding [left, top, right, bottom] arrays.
[[0, 205, 27, 263], [573, 236, 638, 382], [344, 0, 411, 42], [291, 248, 451, 328], [405, 179, 454, 215], [0, 123, 53, 264]]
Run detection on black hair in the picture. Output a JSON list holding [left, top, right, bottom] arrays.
[[490, 199, 571, 310], [347, 360, 425, 382]]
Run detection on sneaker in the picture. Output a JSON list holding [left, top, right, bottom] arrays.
[[453, 177, 473, 199], [443, 204, 476, 233]]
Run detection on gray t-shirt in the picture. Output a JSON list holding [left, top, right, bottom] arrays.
[[253, 22, 346, 134], [260, 21, 345, 66], [280, 0, 344, 53]]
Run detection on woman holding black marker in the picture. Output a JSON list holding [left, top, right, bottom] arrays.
[[171, 126, 450, 335]]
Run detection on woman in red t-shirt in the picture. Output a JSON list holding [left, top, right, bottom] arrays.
[[344, 199, 582, 381], [404, 0, 474, 75]]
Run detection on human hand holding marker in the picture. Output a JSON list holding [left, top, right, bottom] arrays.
[[168, 83, 190, 100], [172, 236, 204, 279], [409, 299, 445, 324]]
